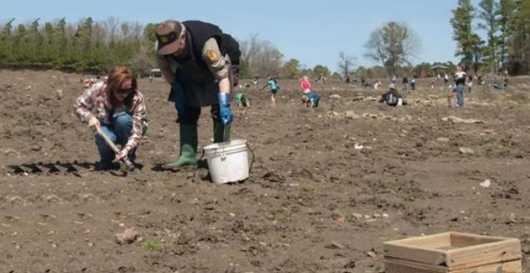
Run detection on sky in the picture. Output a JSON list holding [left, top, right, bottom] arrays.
[[2, 0, 480, 71]]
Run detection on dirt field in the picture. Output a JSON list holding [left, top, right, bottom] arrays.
[[1, 70, 530, 273]]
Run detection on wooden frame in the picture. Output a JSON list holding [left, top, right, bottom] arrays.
[[384, 232, 522, 273]]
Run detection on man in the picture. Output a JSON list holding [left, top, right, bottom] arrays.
[[155, 20, 240, 169]]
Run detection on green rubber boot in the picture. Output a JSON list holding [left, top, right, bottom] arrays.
[[163, 124, 198, 169], [213, 121, 231, 143]]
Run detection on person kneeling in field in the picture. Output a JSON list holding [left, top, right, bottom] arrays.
[[379, 84, 405, 107], [299, 75, 320, 108], [74, 66, 148, 170], [234, 91, 250, 107]]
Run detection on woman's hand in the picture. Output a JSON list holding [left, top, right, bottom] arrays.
[[88, 116, 100, 130], [115, 150, 127, 161]]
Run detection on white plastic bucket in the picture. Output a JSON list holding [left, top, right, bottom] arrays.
[[203, 139, 250, 184]]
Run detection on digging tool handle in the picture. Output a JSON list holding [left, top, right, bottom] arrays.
[[96, 128, 120, 153], [95, 127, 135, 171]]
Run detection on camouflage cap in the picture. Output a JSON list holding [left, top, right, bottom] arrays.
[[155, 20, 186, 55]]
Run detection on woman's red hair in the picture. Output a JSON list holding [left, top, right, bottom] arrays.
[[105, 65, 137, 107]]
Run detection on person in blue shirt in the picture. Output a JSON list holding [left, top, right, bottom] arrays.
[[261, 76, 280, 105]]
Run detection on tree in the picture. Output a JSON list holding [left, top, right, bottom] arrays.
[[364, 22, 419, 76], [0, 19, 15, 63], [281, 58, 301, 79], [240, 34, 283, 77], [507, 0, 530, 74], [477, 0, 500, 73], [498, 0, 516, 70], [312, 64, 330, 79], [451, 0, 483, 71], [338, 52, 356, 80]]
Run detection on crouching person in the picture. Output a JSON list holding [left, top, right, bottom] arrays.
[[302, 91, 320, 108], [74, 66, 148, 170], [379, 84, 405, 107], [234, 92, 251, 107]]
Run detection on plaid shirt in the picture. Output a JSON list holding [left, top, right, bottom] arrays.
[[74, 81, 148, 156]]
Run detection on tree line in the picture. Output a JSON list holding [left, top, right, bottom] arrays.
[[0, 18, 336, 79], [451, 0, 530, 75]]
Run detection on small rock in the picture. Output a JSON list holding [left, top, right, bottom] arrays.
[[345, 111, 360, 119], [366, 249, 377, 258], [480, 179, 491, 188], [330, 94, 342, 99], [352, 213, 363, 220], [344, 260, 356, 269], [115, 228, 139, 245], [56, 89, 63, 99], [436, 137, 450, 142], [326, 241, 345, 249], [459, 147, 475, 154], [31, 145, 42, 152], [354, 144, 365, 150]]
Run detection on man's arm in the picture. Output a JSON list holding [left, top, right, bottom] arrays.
[[156, 54, 175, 85], [201, 38, 231, 94]]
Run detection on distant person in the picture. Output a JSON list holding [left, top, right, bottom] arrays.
[[379, 84, 405, 107], [453, 65, 467, 107], [374, 80, 382, 90], [410, 76, 417, 91], [74, 66, 148, 170], [402, 76, 409, 92], [299, 75, 320, 108], [444, 73, 449, 85], [234, 91, 250, 107], [261, 76, 280, 105], [300, 75, 312, 95], [467, 74, 473, 93]]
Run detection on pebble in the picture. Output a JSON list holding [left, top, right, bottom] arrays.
[[352, 213, 363, 219], [459, 147, 475, 154], [115, 228, 139, 245], [480, 179, 492, 188]]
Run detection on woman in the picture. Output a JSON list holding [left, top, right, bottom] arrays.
[[299, 75, 320, 108], [74, 66, 148, 170]]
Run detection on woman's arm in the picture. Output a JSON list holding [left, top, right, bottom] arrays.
[[73, 83, 102, 123], [119, 93, 147, 158]]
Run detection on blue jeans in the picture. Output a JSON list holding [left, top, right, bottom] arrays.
[[455, 84, 465, 107], [307, 91, 320, 107], [95, 112, 134, 164]]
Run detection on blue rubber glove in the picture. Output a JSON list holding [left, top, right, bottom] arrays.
[[171, 81, 186, 114], [218, 92, 233, 125]]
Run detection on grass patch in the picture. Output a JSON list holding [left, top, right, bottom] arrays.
[[143, 239, 162, 251]]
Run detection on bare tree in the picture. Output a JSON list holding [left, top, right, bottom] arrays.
[[365, 22, 420, 76], [104, 17, 120, 43], [338, 51, 356, 81], [240, 34, 283, 77]]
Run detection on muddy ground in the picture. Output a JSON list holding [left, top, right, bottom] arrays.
[[1, 70, 530, 273]]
